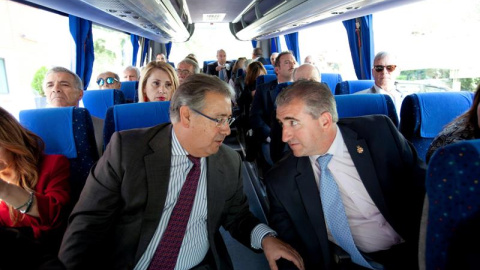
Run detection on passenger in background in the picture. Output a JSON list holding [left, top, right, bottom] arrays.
[[156, 53, 167, 62], [139, 61, 179, 102], [44, 67, 103, 156], [122, 65, 140, 81], [355, 51, 404, 112], [249, 51, 296, 174], [293, 63, 321, 82], [0, 107, 70, 269], [59, 74, 304, 270], [426, 85, 480, 163], [236, 61, 267, 136], [246, 47, 269, 66], [270, 63, 322, 163], [176, 58, 200, 85], [303, 55, 315, 66], [270, 52, 279, 66], [185, 53, 198, 64], [96, 71, 121, 90], [230, 57, 247, 86], [267, 80, 426, 270], [206, 49, 232, 82]]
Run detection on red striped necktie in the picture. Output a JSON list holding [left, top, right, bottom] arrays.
[[148, 155, 201, 270]]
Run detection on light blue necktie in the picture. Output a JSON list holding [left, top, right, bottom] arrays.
[[317, 154, 374, 269], [218, 67, 227, 82]]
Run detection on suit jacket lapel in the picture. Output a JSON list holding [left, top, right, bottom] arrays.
[[339, 124, 391, 220], [135, 125, 173, 260], [295, 157, 331, 266], [206, 150, 227, 236]]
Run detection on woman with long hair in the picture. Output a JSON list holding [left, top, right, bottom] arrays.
[[138, 61, 179, 102]]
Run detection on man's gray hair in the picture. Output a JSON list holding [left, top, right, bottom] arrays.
[[170, 74, 233, 123], [178, 58, 200, 74], [44, 66, 83, 91], [124, 66, 140, 78], [276, 80, 338, 123]]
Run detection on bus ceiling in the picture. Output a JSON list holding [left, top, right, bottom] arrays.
[[18, 0, 424, 42]]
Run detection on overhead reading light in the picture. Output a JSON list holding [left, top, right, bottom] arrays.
[[203, 13, 226, 23]]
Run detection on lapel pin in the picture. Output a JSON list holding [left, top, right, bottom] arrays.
[[356, 145, 364, 154]]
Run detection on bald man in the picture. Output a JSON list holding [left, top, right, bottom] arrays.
[[293, 64, 321, 82]]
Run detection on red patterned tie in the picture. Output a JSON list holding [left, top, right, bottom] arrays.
[[148, 155, 201, 270]]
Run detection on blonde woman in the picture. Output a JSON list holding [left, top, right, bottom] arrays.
[[138, 61, 179, 102]]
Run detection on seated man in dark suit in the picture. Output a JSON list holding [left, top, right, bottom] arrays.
[[206, 49, 233, 82], [59, 74, 304, 270], [249, 51, 296, 173], [266, 80, 426, 270]]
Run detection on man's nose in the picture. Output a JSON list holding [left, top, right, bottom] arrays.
[[282, 127, 291, 142]]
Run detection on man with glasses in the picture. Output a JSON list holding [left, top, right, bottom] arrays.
[[96, 71, 121, 90], [176, 58, 199, 85], [356, 51, 404, 113], [59, 74, 305, 270]]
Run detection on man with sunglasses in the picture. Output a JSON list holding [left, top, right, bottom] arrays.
[[96, 71, 121, 90], [356, 52, 404, 113], [59, 74, 305, 270]]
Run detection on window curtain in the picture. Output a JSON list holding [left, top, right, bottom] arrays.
[[131, 34, 139, 66], [284, 32, 300, 63], [270, 37, 281, 53], [251, 40, 257, 48], [140, 37, 150, 67], [165, 42, 172, 60], [69, 15, 94, 90], [343, 15, 374, 80]]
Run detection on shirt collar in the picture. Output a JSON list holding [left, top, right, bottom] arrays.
[[171, 129, 189, 156], [309, 124, 345, 163]]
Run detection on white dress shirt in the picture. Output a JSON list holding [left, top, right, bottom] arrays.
[[309, 126, 403, 253]]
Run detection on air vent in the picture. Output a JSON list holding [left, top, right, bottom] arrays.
[[203, 13, 226, 22]]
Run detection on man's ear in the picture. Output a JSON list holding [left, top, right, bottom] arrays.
[[319, 112, 333, 129], [179, 106, 191, 128]]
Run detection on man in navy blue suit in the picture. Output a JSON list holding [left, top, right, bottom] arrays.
[[248, 51, 296, 173], [206, 49, 233, 82], [266, 80, 426, 270]]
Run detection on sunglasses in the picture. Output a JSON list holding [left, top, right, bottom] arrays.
[[97, 77, 119, 86], [374, 65, 397, 72]]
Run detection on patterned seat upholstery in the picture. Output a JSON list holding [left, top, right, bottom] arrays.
[[19, 107, 99, 204], [334, 80, 375, 95], [103, 101, 171, 149], [424, 139, 480, 270], [399, 92, 474, 161], [82, 89, 126, 119]]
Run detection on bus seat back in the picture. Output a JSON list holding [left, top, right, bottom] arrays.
[[255, 74, 277, 90], [424, 139, 480, 270], [335, 80, 375, 95], [263, 64, 274, 70], [82, 89, 125, 119], [103, 101, 171, 149], [399, 92, 474, 161], [335, 94, 399, 127], [321, 73, 343, 94], [120, 81, 139, 103], [19, 107, 99, 204]]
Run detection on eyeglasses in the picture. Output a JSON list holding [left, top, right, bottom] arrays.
[[190, 108, 235, 127], [176, 69, 192, 76], [97, 77, 119, 86], [374, 65, 397, 72]]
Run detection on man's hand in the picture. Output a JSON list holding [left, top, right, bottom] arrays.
[[262, 235, 305, 270], [215, 65, 223, 72]]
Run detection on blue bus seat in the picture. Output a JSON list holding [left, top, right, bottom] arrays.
[[82, 89, 125, 119], [321, 73, 343, 94], [266, 69, 276, 75], [399, 92, 474, 161], [255, 74, 277, 90], [335, 94, 399, 127], [334, 80, 375, 95], [19, 107, 99, 204], [236, 68, 245, 78], [120, 81, 139, 103], [203, 60, 215, 73], [423, 139, 480, 270], [263, 64, 274, 70], [103, 101, 171, 149]]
